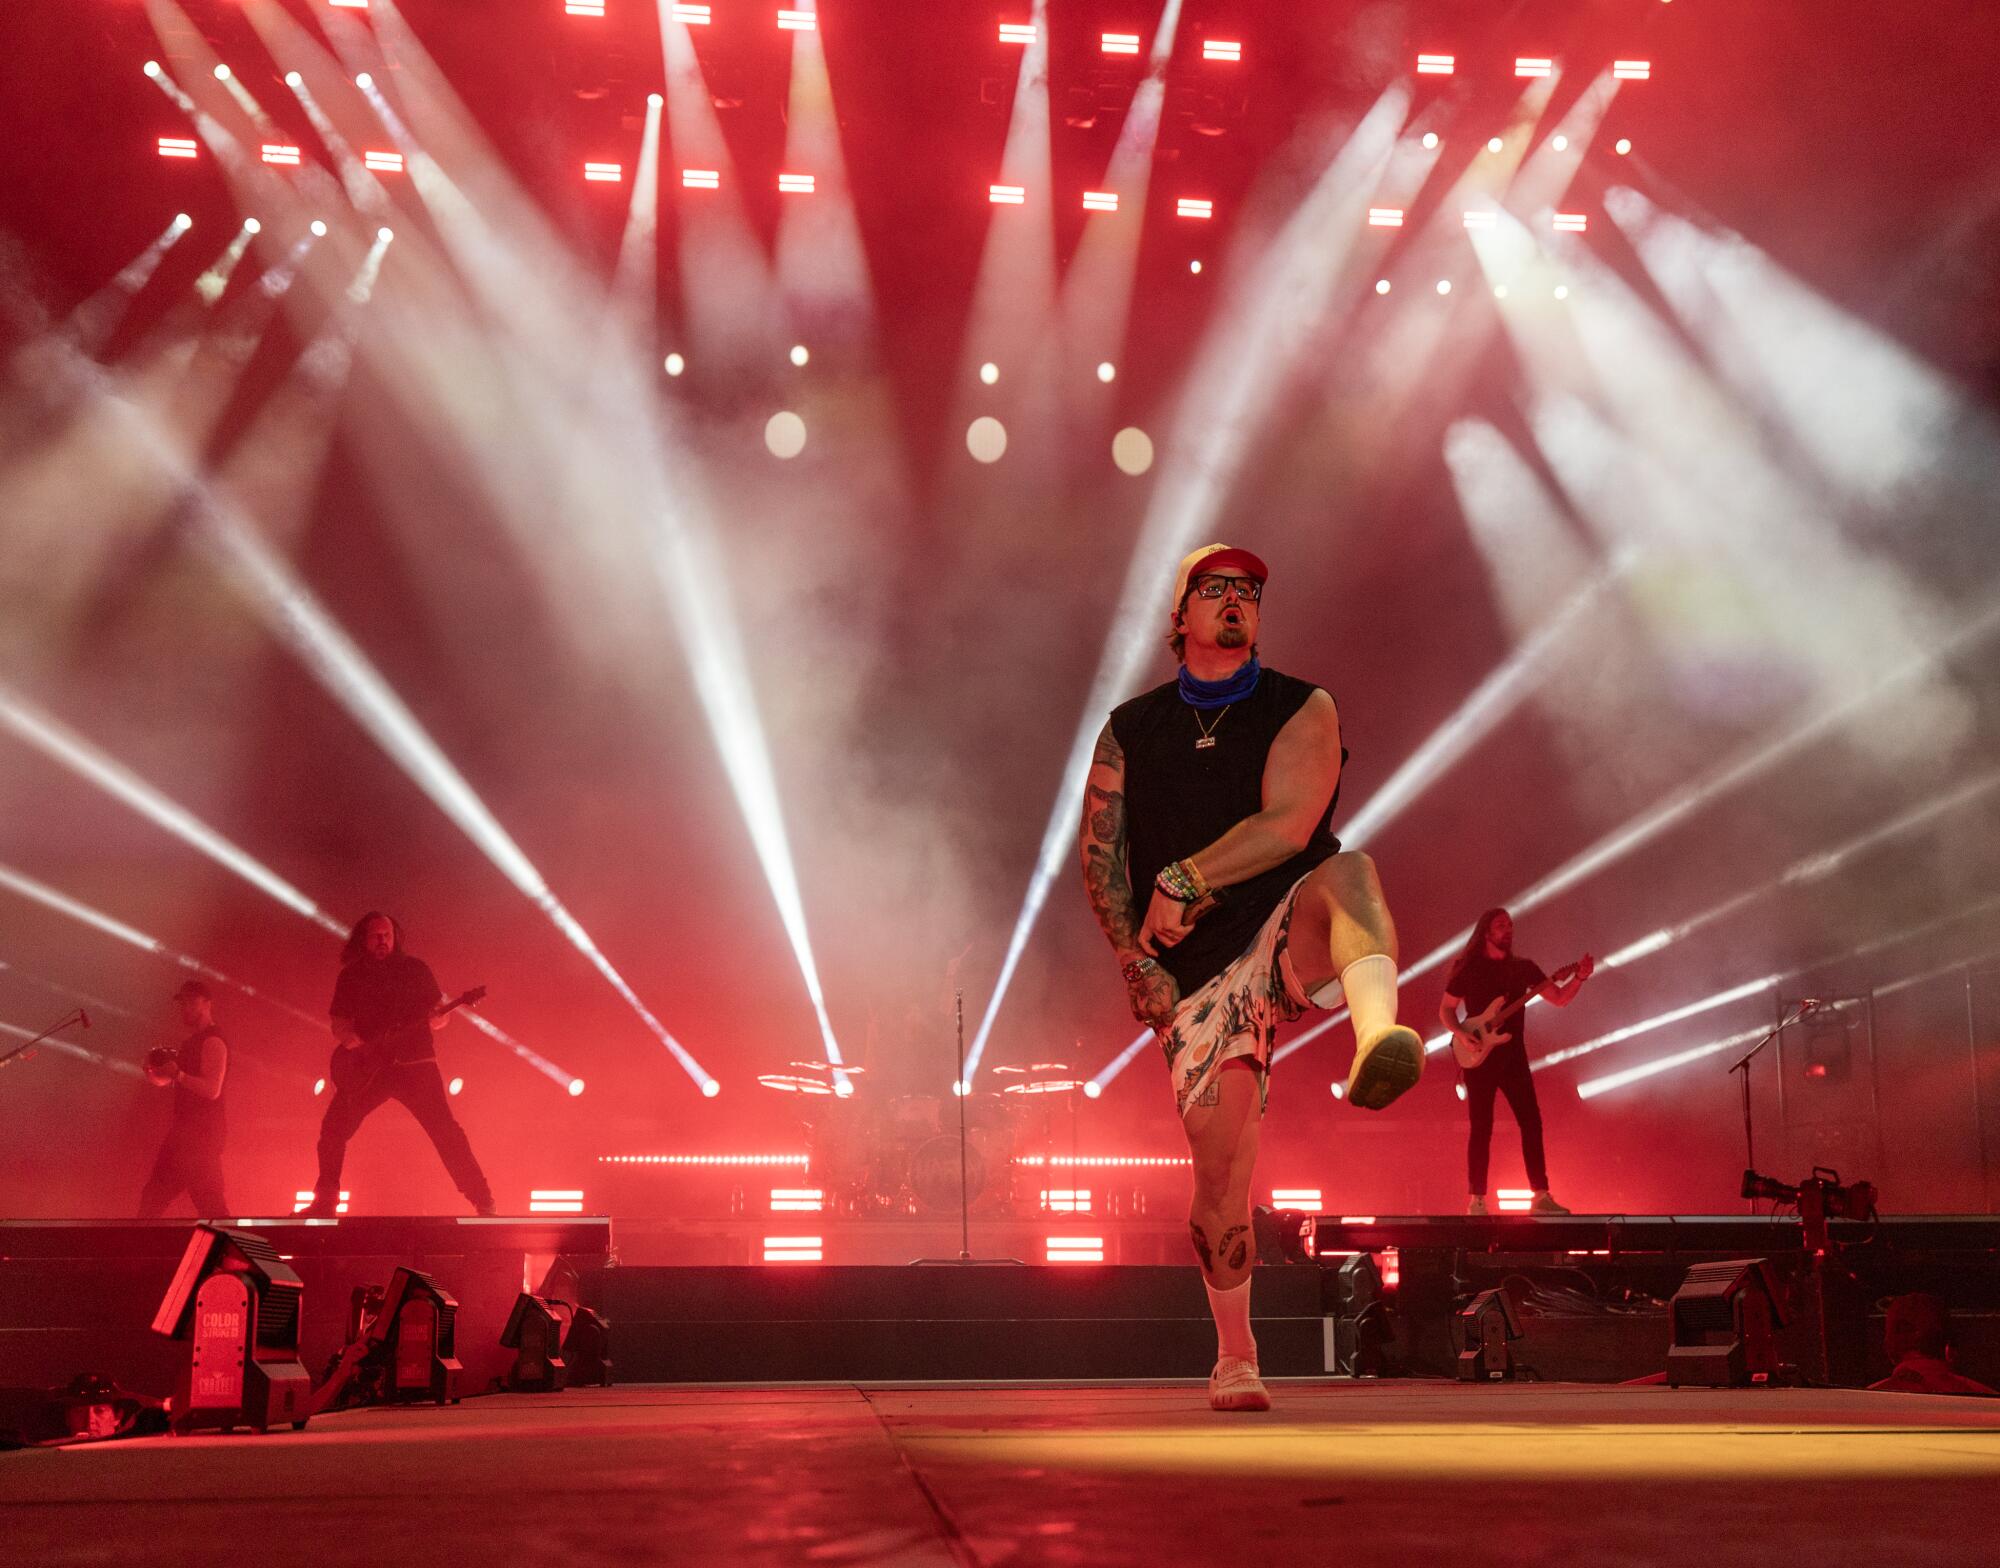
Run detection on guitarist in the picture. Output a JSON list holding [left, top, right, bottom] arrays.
[[304, 912, 495, 1218], [1439, 908, 1590, 1216]]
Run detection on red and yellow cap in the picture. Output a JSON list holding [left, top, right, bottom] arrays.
[[1171, 543, 1269, 610]]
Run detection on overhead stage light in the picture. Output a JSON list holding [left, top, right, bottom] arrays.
[[330, 0, 370, 8], [1111, 427, 1153, 476], [1096, 361, 1116, 382], [214, 63, 232, 81], [173, 213, 192, 230], [648, 92, 664, 108], [1615, 138, 1633, 155], [789, 344, 810, 366], [682, 168, 720, 189], [1554, 284, 1570, 299], [1463, 210, 1497, 230], [355, 73, 373, 90], [664, 352, 686, 375], [243, 218, 261, 234], [1554, 212, 1588, 232], [1552, 134, 1570, 152], [1422, 132, 1440, 149], [1515, 58, 1553, 78], [566, 0, 606, 14], [1176, 197, 1213, 219], [1436, 279, 1452, 295], [158, 137, 198, 160], [448, 1076, 464, 1095], [777, 9, 816, 31], [1188, 259, 1203, 274], [765, 410, 807, 458], [568, 1078, 586, 1096], [584, 162, 623, 183], [701, 1081, 720, 1099], [1487, 136, 1504, 153], [673, 3, 711, 20], [364, 150, 404, 173], [1614, 60, 1652, 81], [1375, 278, 1392, 294], [376, 226, 394, 241], [262, 145, 302, 166], [1417, 54, 1455, 75], [966, 416, 1008, 463], [1203, 40, 1242, 63], [999, 22, 1036, 45], [144, 60, 162, 78], [988, 183, 1025, 205], [778, 172, 816, 193], [979, 361, 1000, 384], [284, 71, 303, 88], [1101, 33, 1141, 56], [1083, 190, 1119, 212], [1368, 207, 1405, 227], [310, 220, 328, 237]]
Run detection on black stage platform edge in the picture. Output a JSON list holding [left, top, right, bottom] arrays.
[[584, 1264, 1328, 1381], [0, 1218, 613, 1397], [1308, 1213, 2000, 1253]]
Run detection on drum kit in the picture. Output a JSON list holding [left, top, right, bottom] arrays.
[[769, 1059, 1086, 1217]]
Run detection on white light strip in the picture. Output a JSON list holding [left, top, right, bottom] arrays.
[[1368, 207, 1405, 227], [1416, 54, 1455, 75], [1202, 40, 1241, 62], [989, 183, 1026, 204], [1176, 197, 1214, 219], [1082, 190, 1119, 212], [998, 22, 1036, 44], [585, 162, 624, 182], [599, 1153, 809, 1166], [1613, 60, 1652, 81], [1101, 33, 1141, 55]]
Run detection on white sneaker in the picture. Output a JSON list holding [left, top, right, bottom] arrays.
[[1344, 1024, 1425, 1111], [1208, 1355, 1271, 1412], [1466, 1195, 1488, 1217], [1531, 1191, 1571, 1215]]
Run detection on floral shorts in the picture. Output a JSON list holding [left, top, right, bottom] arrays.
[[1161, 873, 1334, 1120]]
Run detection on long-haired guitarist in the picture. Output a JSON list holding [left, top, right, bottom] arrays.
[[1439, 908, 1592, 1216], [303, 912, 495, 1218]]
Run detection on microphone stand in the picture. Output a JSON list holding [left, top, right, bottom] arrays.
[[0, 1008, 86, 1070], [1727, 999, 1814, 1210], [911, 988, 1022, 1266]]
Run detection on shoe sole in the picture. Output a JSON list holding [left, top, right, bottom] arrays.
[[1345, 1025, 1425, 1111], [1209, 1387, 1272, 1412]]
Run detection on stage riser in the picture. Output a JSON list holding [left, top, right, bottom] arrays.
[[586, 1264, 1329, 1380]]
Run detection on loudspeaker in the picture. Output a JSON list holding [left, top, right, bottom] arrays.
[[500, 1293, 570, 1392], [1456, 1288, 1521, 1382], [1666, 1259, 1788, 1387], [151, 1225, 311, 1434]]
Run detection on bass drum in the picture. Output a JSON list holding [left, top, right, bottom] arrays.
[[909, 1134, 987, 1214]]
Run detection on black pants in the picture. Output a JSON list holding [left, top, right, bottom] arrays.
[[138, 1129, 228, 1217], [1465, 1041, 1548, 1193], [314, 1059, 493, 1211]]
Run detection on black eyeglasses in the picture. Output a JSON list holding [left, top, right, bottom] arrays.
[[1191, 575, 1262, 601]]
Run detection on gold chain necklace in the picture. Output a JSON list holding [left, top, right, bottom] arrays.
[[1193, 704, 1231, 750]]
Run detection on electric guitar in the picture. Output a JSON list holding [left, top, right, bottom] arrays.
[[1450, 957, 1594, 1070], [329, 987, 486, 1095]]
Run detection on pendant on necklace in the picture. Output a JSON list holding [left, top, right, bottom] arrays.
[[1194, 736, 1217, 750]]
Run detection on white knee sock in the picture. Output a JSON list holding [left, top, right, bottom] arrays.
[[1338, 952, 1400, 1043], [1205, 1276, 1258, 1362]]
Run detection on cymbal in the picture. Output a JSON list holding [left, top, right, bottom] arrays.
[[1003, 1078, 1087, 1095], [758, 1073, 835, 1095]]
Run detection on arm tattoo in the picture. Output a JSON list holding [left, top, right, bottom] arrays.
[[1080, 724, 1141, 954]]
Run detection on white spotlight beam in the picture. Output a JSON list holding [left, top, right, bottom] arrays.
[[773, 12, 877, 344], [0, 683, 346, 936], [966, 86, 1412, 1085], [0, 860, 318, 1026], [64, 216, 193, 355], [0, 958, 139, 1021], [184, 491, 718, 1092]]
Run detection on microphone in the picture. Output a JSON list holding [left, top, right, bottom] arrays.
[[1796, 998, 1823, 1013], [78, 1009, 90, 1030]]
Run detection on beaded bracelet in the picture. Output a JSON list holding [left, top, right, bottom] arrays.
[[1154, 857, 1209, 904]]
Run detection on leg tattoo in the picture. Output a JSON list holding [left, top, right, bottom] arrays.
[[1189, 1222, 1215, 1274], [1218, 1225, 1250, 1272]]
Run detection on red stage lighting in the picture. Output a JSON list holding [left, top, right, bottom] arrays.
[[989, 183, 1025, 205], [1614, 60, 1652, 81], [1515, 57, 1554, 78], [763, 1235, 823, 1262], [1553, 212, 1588, 233], [1416, 53, 1455, 75], [1101, 33, 1141, 56], [776, 9, 816, 31], [1175, 197, 1213, 220], [1203, 40, 1242, 63], [364, 150, 403, 173], [529, 1189, 584, 1214], [777, 172, 816, 194], [682, 168, 720, 189], [584, 162, 623, 183], [998, 21, 1036, 45], [1046, 1236, 1104, 1263], [1082, 190, 1119, 212], [261, 144, 301, 167], [1367, 207, 1404, 228], [158, 136, 198, 160]]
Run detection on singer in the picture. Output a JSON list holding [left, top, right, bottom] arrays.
[[138, 980, 230, 1218]]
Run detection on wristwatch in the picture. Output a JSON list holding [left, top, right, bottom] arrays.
[[1121, 957, 1161, 984]]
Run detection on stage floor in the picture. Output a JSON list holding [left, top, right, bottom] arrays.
[[3, 1381, 1996, 1566]]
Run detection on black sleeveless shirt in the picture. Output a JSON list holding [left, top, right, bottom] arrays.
[[171, 1026, 226, 1146], [1110, 667, 1344, 994]]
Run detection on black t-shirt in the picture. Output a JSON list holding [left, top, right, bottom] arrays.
[[1110, 667, 1344, 994], [1445, 952, 1548, 1056], [171, 1025, 226, 1145], [330, 953, 444, 1065]]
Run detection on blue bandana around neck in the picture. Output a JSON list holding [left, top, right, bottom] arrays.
[[1178, 654, 1261, 710]]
